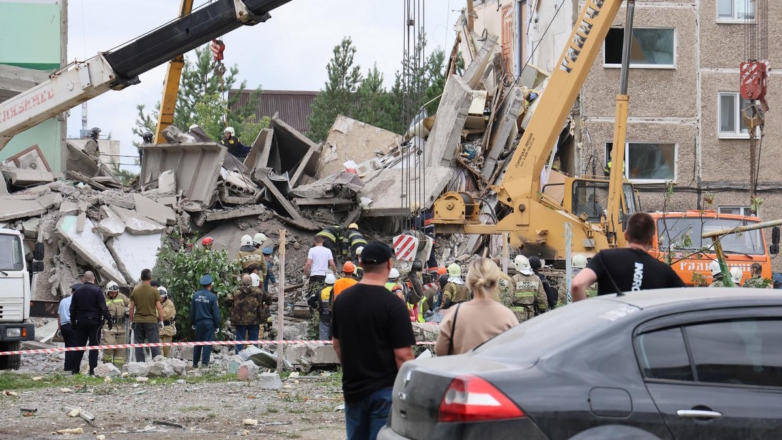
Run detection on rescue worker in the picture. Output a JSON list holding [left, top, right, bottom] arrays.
[[190, 274, 221, 368], [743, 263, 770, 288], [441, 263, 471, 309], [250, 272, 273, 338], [316, 274, 336, 340], [84, 127, 102, 163], [262, 248, 276, 293], [342, 223, 367, 262], [408, 260, 425, 305], [101, 281, 129, 366], [354, 246, 364, 280], [202, 236, 214, 250], [709, 260, 727, 287], [236, 234, 264, 275], [333, 261, 358, 302], [385, 268, 403, 294], [529, 256, 557, 309], [252, 233, 269, 286], [140, 130, 153, 164], [158, 286, 177, 358], [510, 255, 548, 322], [730, 267, 744, 287], [492, 258, 514, 307], [316, 225, 343, 266], [220, 127, 250, 160], [226, 274, 267, 353], [434, 274, 449, 310]]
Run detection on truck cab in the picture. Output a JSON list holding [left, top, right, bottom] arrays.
[[649, 211, 774, 286], [0, 229, 43, 370]]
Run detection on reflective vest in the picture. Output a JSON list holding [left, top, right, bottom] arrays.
[[319, 286, 333, 317], [407, 297, 427, 323], [385, 282, 401, 293]]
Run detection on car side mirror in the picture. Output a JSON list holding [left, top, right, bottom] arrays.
[[33, 242, 44, 261], [773, 227, 780, 245], [30, 261, 44, 273]]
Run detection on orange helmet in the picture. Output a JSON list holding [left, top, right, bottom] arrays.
[[342, 261, 356, 274], [436, 266, 447, 276], [202, 237, 214, 247]]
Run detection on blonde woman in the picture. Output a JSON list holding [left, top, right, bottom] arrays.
[[435, 258, 519, 356]]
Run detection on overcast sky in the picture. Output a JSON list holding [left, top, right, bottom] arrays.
[[65, 0, 462, 171]]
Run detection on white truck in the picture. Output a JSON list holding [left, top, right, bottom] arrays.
[[0, 229, 43, 370]]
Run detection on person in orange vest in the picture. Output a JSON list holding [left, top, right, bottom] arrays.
[[332, 262, 359, 303]]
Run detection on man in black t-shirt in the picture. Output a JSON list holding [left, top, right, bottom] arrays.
[[332, 242, 415, 440], [572, 212, 685, 301]]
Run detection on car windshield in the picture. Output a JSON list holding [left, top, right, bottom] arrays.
[[657, 218, 765, 255], [0, 234, 23, 271], [474, 299, 639, 363]]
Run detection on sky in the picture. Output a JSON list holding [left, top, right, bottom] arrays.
[[65, 0, 463, 172]]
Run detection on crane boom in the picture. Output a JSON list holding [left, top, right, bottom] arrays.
[[0, 0, 290, 150]]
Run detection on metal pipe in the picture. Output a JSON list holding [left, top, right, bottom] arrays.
[[701, 218, 782, 239], [619, 0, 636, 95]]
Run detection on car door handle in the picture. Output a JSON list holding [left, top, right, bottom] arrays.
[[676, 409, 723, 419]]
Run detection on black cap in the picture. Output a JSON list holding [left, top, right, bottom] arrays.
[[151, 280, 161, 287], [70, 283, 83, 292], [529, 256, 541, 270], [360, 242, 394, 265]]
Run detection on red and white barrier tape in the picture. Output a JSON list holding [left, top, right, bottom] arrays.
[[0, 339, 436, 357]]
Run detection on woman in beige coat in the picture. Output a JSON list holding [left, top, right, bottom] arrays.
[[435, 258, 519, 356]]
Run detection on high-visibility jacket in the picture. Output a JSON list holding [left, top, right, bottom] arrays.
[[104, 293, 129, 334], [406, 297, 428, 323], [319, 286, 333, 319], [343, 230, 367, 258]]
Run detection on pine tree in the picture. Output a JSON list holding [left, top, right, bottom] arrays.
[[307, 37, 363, 142], [354, 64, 394, 132]]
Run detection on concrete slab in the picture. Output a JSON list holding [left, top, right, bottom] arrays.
[[424, 76, 472, 168], [463, 34, 498, 89], [110, 206, 165, 235], [1, 168, 55, 186], [59, 201, 78, 215], [269, 114, 321, 187], [0, 198, 47, 221], [22, 217, 39, 239], [0, 64, 49, 101], [139, 143, 226, 206], [95, 206, 126, 238], [38, 192, 63, 210], [316, 115, 401, 179], [133, 194, 176, 226], [56, 216, 126, 286], [245, 128, 273, 170], [65, 142, 100, 177], [483, 86, 525, 179], [157, 170, 176, 193], [193, 204, 266, 227], [107, 232, 162, 284], [360, 167, 455, 217]]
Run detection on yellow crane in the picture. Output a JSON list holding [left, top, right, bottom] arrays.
[[433, 0, 639, 262]]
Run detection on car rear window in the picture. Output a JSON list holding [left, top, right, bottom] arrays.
[[636, 328, 693, 381]]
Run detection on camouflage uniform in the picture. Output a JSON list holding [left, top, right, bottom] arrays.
[[743, 275, 771, 289], [709, 278, 727, 287], [236, 246, 267, 284], [442, 281, 470, 309], [102, 292, 129, 364], [159, 298, 177, 358], [496, 271, 514, 307], [227, 286, 271, 338], [511, 273, 548, 322]]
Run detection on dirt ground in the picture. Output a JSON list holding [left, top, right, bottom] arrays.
[[0, 370, 346, 440]]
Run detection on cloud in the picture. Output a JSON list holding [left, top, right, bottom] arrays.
[[66, 0, 461, 172]]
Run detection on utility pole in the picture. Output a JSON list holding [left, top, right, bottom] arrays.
[[276, 229, 286, 372], [565, 223, 572, 304]]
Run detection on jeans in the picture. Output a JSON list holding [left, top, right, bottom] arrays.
[[60, 323, 79, 372], [72, 322, 102, 375], [319, 316, 331, 341], [234, 325, 259, 353], [133, 322, 162, 362], [193, 322, 215, 367], [345, 388, 393, 440]]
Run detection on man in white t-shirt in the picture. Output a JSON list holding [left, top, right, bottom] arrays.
[[304, 236, 337, 299]]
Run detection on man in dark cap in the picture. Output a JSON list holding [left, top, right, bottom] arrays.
[[331, 242, 416, 440], [190, 274, 221, 368]]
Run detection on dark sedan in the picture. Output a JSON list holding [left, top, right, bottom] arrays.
[[379, 288, 782, 440]]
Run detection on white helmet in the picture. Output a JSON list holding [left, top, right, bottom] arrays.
[[389, 268, 400, 280], [710, 260, 722, 276], [730, 267, 743, 284], [572, 254, 588, 269], [253, 233, 267, 246], [158, 286, 168, 296], [241, 234, 253, 247], [107, 281, 119, 292], [250, 273, 261, 287], [325, 274, 336, 285], [225, 126, 235, 136], [514, 255, 533, 275]]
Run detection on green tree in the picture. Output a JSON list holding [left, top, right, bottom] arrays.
[[153, 237, 241, 340], [307, 37, 363, 142], [354, 64, 394, 132]]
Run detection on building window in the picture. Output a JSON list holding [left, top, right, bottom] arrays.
[[604, 28, 675, 68], [719, 92, 751, 138], [718, 0, 755, 22], [718, 206, 755, 217], [606, 142, 676, 183]]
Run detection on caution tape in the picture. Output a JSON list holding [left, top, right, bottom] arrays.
[[0, 339, 436, 357]]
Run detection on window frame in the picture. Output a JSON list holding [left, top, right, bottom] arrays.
[[603, 27, 677, 70], [605, 141, 678, 184], [633, 307, 782, 391], [716, 0, 756, 24], [718, 206, 755, 217], [718, 92, 752, 139]]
